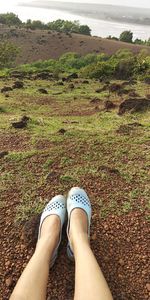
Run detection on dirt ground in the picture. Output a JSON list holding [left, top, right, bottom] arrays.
[[0, 78, 150, 299]]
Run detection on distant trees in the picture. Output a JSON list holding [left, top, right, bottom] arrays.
[[0, 13, 91, 36], [25, 19, 46, 30], [0, 41, 20, 69], [107, 31, 150, 46], [119, 31, 133, 43], [47, 20, 91, 35], [0, 13, 22, 26], [78, 25, 91, 35]]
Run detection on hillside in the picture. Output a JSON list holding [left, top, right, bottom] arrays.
[[0, 26, 150, 65]]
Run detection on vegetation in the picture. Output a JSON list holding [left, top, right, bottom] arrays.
[[107, 30, 150, 46], [0, 41, 20, 69], [119, 31, 133, 43], [0, 13, 91, 36], [0, 74, 149, 223], [2, 49, 149, 82], [0, 13, 22, 26]]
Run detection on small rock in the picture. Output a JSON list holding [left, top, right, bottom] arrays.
[[5, 277, 13, 288], [146, 283, 150, 292], [58, 128, 66, 135], [91, 233, 97, 241], [119, 258, 124, 266], [0, 151, 8, 159], [5, 261, 11, 268]]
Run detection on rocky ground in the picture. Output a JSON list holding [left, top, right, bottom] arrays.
[[0, 76, 150, 299]]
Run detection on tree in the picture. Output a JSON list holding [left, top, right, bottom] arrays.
[[47, 19, 91, 36], [78, 25, 91, 36], [0, 13, 22, 26], [147, 38, 150, 46], [114, 57, 136, 79], [24, 20, 46, 30], [0, 42, 20, 69], [119, 31, 133, 43], [134, 38, 144, 45]]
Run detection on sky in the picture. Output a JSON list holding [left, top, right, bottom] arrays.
[[1, 0, 150, 9]]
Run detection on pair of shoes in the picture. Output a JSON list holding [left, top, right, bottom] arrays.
[[38, 187, 92, 267]]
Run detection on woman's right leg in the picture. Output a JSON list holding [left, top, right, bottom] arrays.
[[70, 209, 113, 300]]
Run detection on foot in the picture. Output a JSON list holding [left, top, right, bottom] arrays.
[[69, 208, 89, 251], [39, 215, 61, 252], [37, 195, 66, 266]]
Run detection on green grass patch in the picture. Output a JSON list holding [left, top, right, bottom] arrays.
[[7, 150, 38, 161]]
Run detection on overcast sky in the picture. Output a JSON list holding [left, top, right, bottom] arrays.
[[1, 0, 150, 9]]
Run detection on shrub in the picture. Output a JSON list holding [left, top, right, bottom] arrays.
[[0, 41, 20, 69], [114, 57, 136, 79], [119, 31, 133, 43], [81, 61, 114, 80], [0, 13, 22, 26]]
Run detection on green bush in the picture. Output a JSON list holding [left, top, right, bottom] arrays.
[[0, 13, 22, 26], [114, 57, 136, 79], [81, 61, 114, 79], [0, 41, 20, 69], [119, 31, 133, 43]]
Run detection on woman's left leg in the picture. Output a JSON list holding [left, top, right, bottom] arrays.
[[10, 215, 60, 300]]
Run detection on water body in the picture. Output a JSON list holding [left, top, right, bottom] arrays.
[[0, 2, 150, 40]]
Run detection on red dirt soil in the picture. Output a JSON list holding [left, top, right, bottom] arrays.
[[0, 135, 150, 300]]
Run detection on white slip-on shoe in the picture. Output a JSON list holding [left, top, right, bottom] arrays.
[[67, 187, 92, 260], [38, 195, 66, 267]]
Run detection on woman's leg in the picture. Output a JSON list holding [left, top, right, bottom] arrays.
[[10, 215, 60, 300], [69, 209, 113, 300]]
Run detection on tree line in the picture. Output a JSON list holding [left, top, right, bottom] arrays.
[[107, 30, 150, 46], [0, 13, 149, 45], [0, 13, 91, 35]]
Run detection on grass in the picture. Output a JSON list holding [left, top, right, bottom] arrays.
[[16, 194, 46, 222], [0, 76, 150, 222]]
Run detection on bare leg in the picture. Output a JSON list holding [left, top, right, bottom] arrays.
[[10, 215, 60, 300], [69, 209, 113, 300]]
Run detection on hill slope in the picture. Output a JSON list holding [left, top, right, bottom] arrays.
[[0, 26, 150, 65]]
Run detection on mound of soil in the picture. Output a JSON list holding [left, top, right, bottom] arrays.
[[104, 100, 116, 110], [128, 91, 140, 98], [118, 98, 150, 115], [12, 116, 30, 129], [98, 165, 120, 175], [95, 84, 109, 93], [12, 81, 24, 89], [109, 83, 122, 93], [68, 83, 75, 89], [38, 88, 48, 94], [117, 122, 143, 135], [21, 214, 41, 248], [1, 86, 13, 93], [90, 97, 101, 104], [33, 71, 53, 80], [58, 128, 66, 135]]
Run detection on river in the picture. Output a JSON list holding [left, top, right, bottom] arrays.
[[0, 2, 150, 40]]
